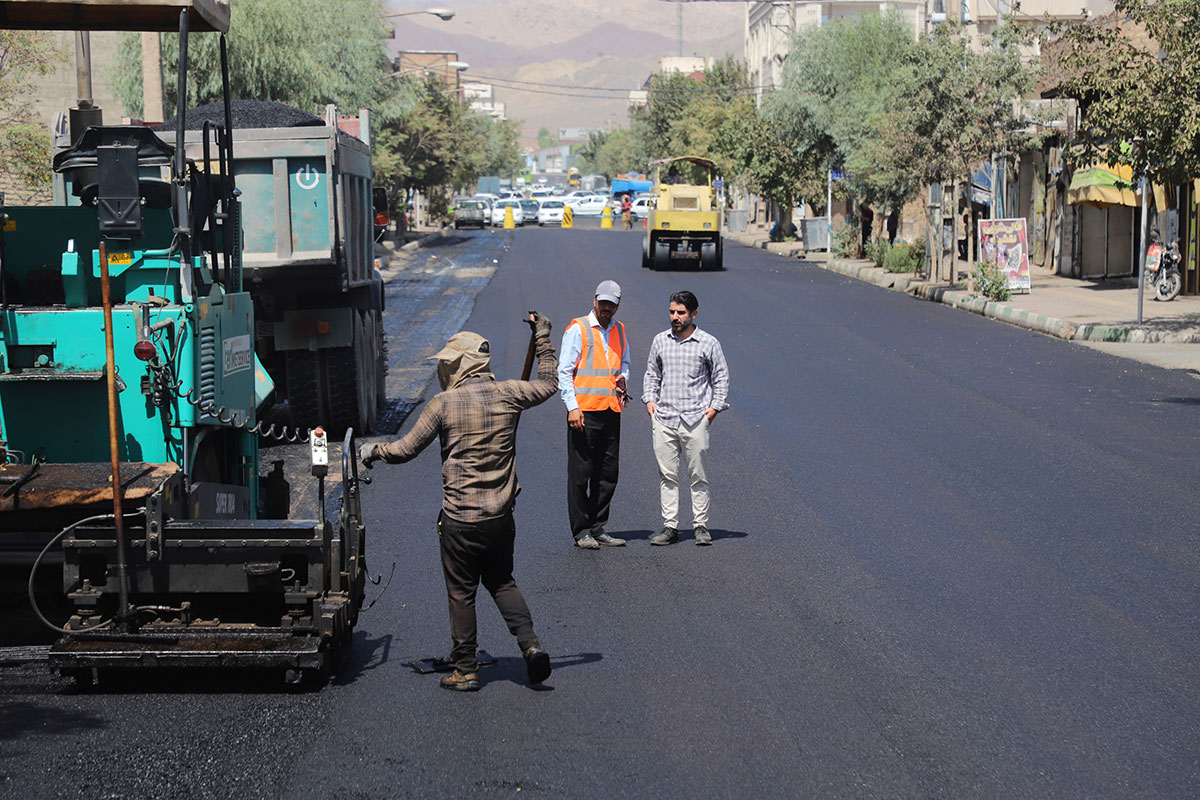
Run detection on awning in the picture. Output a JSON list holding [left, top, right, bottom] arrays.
[[1067, 162, 1175, 210], [1067, 163, 1138, 208]]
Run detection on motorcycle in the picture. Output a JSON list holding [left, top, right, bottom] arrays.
[[1144, 239, 1182, 301]]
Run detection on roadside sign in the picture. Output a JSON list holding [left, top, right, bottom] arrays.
[[978, 218, 1031, 291]]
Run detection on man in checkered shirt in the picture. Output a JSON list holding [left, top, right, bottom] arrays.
[[642, 290, 730, 546]]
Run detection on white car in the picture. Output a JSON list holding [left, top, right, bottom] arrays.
[[491, 199, 524, 226], [537, 199, 565, 226], [572, 194, 610, 216]]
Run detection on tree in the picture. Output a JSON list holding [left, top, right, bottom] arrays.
[[113, 0, 390, 118], [574, 129, 607, 174], [889, 21, 1037, 272], [0, 31, 63, 202], [536, 126, 558, 150], [774, 12, 917, 237], [637, 56, 752, 162], [592, 124, 651, 180], [1056, 0, 1200, 185]]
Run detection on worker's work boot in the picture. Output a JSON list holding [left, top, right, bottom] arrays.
[[650, 526, 678, 546], [523, 646, 552, 684], [439, 670, 480, 692]]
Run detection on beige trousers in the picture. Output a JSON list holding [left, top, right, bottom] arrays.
[[651, 415, 710, 528]]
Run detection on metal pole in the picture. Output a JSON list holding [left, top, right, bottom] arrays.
[[100, 241, 132, 623], [826, 169, 833, 251], [74, 32, 93, 108], [1137, 175, 1148, 323], [677, 1, 683, 57]]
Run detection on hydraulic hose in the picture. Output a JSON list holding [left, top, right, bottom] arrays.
[[27, 509, 145, 636]]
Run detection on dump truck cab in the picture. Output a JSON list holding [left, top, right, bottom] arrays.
[[643, 156, 723, 271]]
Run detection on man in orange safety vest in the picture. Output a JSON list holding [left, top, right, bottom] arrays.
[[559, 280, 630, 550]]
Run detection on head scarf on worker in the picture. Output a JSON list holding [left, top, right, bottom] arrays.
[[430, 331, 495, 390]]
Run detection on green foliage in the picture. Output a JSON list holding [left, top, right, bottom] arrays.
[[1057, 0, 1200, 184], [574, 129, 607, 174], [113, 0, 390, 118], [865, 237, 889, 269], [536, 126, 558, 150], [883, 241, 925, 274], [889, 21, 1038, 187], [973, 261, 1012, 301], [832, 222, 860, 258], [591, 123, 651, 179], [374, 77, 519, 203], [0, 31, 63, 201]]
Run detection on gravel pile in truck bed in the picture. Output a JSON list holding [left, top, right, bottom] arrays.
[[157, 100, 324, 131]]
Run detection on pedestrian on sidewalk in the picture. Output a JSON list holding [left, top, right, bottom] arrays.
[[560, 280, 630, 550], [362, 318, 557, 692], [642, 291, 730, 546]]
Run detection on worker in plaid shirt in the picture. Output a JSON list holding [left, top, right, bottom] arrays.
[[641, 291, 730, 546], [363, 315, 557, 692]]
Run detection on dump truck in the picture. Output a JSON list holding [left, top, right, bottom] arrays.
[[0, 0, 368, 686], [172, 102, 385, 435], [643, 156, 723, 271]]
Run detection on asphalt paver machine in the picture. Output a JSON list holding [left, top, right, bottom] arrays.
[[0, 0, 368, 685]]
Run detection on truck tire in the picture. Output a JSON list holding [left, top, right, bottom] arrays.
[[654, 241, 671, 271], [700, 241, 718, 271], [325, 344, 361, 433], [286, 350, 326, 430], [357, 312, 378, 433], [642, 238, 651, 269]]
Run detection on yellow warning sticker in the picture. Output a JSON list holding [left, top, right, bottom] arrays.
[[109, 252, 133, 265], [3, 220, 14, 231]]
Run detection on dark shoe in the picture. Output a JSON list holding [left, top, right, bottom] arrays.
[[439, 670, 480, 692], [594, 532, 627, 547], [694, 525, 712, 546], [523, 645, 552, 684], [649, 526, 678, 546], [575, 534, 601, 550]]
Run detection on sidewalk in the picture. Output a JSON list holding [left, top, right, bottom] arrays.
[[725, 226, 1200, 372]]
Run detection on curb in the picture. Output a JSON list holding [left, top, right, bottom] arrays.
[[400, 227, 448, 252], [726, 231, 1200, 344]]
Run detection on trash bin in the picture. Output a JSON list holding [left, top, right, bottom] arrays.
[[725, 208, 748, 232]]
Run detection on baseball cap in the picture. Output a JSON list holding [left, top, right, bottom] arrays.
[[595, 280, 621, 304], [429, 331, 490, 361]]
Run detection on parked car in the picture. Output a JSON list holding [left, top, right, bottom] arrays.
[[630, 196, 652, 219], [472, 194, 496, 221], [537, 199, 565, 226], [572, 194, 610, 216], [530, 187, 555, 199], [491, 199, 524, 226], [518, 198, 540, 225], [453, 198, 487, 229]]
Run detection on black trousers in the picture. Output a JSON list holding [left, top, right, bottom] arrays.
[[567, 409, 621, 540], [438, 511, 539, 673]]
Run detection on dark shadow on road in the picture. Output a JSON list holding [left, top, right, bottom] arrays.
[[484, 651, 604, 691], [606, 529, 656, 542], [332, 630, 393, 686], [607, 528, 748, 542], [0, 700, 106, 752], [1150, 397, 1200, 406]]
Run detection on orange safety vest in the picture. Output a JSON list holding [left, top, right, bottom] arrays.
[[571, 316, 626, 413]]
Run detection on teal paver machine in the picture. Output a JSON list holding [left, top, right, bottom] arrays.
[[0, 0, 368, 685]]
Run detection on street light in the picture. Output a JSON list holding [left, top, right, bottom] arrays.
[[383, 8, 455, 21]]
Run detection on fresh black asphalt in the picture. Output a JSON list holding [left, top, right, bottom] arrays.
[[3, 226, 1200, 798]]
